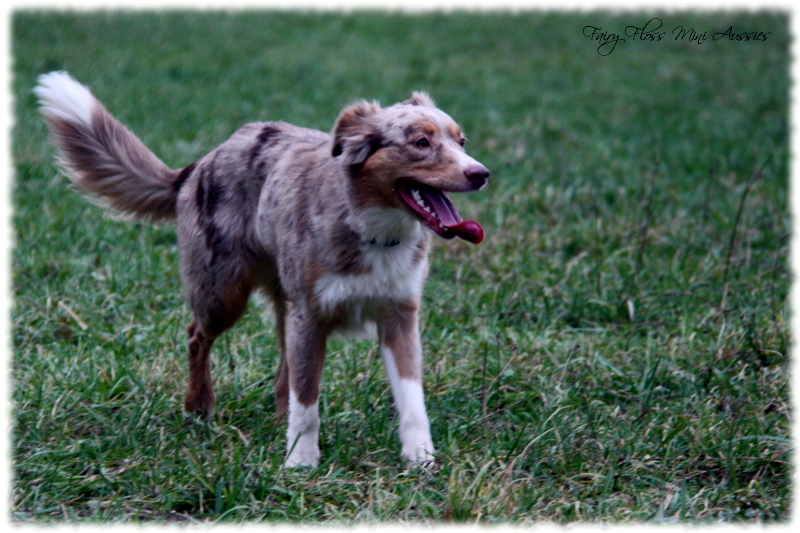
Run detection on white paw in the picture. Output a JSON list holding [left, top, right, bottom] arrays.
[[284, 440, 320, 468], [285, 390, 320, 468], [401, 437, 436, 467]]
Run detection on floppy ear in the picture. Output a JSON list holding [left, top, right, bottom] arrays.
[[403, 91, 436, 107], [331, 100, 384, 167]]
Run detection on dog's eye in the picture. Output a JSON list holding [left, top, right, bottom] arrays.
[[459, 138, 466, 148], [413, 137, 431, 149]]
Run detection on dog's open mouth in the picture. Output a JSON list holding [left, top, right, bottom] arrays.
[[396, 180, 484, 244]]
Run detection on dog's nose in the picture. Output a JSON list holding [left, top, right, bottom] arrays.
[[464, 165, 490, 188]]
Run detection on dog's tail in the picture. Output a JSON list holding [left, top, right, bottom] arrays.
[[34, 71, 183, 222]]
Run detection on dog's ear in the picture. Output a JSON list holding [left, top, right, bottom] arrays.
[[403, 91, 436, 107], [331, 100, 383, 167]]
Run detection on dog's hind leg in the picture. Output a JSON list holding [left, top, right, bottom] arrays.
[[180, 244, 255, 418], [183, 269, 254, 417], [184, 320, 216, 417]]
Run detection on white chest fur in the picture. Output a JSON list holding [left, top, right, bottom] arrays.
[[315, 239, 427, 308], [314, 208, 428, 335]]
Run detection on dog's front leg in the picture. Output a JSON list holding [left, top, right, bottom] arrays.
[[378, 301, 436, 466], [283, 302, 328, 468]]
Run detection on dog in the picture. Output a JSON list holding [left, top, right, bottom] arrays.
[[35, 72, 489, 467]]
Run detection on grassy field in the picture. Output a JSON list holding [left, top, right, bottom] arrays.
[[10, 9, 790, 524]]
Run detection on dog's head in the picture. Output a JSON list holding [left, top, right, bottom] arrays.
[[331, 93, 488, 244]]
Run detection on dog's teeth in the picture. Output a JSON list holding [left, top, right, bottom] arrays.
[[410, 187, 441, 222], [412, 189, 432, 213]]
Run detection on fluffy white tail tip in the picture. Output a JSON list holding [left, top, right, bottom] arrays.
[[34, 71, 95, 127]]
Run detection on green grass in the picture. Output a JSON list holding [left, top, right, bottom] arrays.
[[11, 9, 790, 524]]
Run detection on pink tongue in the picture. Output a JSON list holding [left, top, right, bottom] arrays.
[[447, 220, 485, 244], [420, 187, 485, 244]]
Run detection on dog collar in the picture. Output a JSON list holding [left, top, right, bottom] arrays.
[[367, 237, 400, 247]]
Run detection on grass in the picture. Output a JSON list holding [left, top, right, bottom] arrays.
[[10, 9, 790, 524]]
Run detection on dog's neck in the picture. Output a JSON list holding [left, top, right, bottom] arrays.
[[358, 206, 424, 248]]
